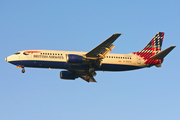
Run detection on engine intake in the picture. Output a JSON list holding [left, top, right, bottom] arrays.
[[66, 54, 86, 64], [60, 71, 76, 80]]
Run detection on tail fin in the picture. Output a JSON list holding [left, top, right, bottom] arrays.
[[133, 32, 165, 66], [133, 32, 164, 59]]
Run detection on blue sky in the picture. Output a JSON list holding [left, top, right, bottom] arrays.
[[1, 0, 180, 120]]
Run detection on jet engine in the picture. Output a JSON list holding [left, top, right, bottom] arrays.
[[60, 71, 76, 80], [66, 54, 86, 64]]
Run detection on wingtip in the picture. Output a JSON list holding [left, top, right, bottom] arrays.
[[169, 46, 176, 49], [114, 33, 123, 35]]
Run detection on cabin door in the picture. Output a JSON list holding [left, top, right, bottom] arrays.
[[137, 56, 141, 64]]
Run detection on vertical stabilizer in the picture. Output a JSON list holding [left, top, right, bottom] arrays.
[[133, 32, 165, 66], [139, 32, 164, 58]]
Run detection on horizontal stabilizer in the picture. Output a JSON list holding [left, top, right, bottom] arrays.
[[150, 46, 176, 59]]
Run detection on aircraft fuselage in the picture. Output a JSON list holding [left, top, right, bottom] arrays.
[[6, 50, 144, 72]]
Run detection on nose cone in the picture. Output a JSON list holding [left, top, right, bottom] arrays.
[[5, 55, 14, 63], [5, 54, 20, 65]]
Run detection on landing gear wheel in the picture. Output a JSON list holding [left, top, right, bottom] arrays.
[[22, 68, 25, 73]]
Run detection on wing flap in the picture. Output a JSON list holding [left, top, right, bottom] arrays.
[[80, 75, 97, 82], [70, 70, 97, 82]]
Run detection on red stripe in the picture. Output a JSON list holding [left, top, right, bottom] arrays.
[[23, 51, 41, 53]]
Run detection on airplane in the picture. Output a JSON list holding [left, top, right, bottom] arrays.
[[5, 32, 175, 82]]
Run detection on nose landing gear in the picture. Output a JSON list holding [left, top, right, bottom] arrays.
[[22, 68, 25, 73], [16, 65, 25, 73]]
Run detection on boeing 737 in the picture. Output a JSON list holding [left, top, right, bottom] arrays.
[[5, 32, 175, 82]]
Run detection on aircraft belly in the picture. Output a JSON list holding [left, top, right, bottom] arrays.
[[9, 60, 143, 71], [9, 60, 67, 69], [97, 63, 143, 71], [9, 60, 89, 70]]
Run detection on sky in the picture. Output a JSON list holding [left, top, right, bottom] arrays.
[[0, 0, 180, 120]]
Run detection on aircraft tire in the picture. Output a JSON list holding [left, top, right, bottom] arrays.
[[22, 69, 25, 73]]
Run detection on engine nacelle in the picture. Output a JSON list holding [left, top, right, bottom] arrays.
[[66, 54, 86, 64], [60, 71, 76, 80]]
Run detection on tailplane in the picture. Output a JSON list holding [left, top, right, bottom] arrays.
[[150, 46, 176, 59], [151, 46, 176, 67]]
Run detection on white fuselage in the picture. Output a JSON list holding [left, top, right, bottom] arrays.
[[6, 50, 145, 71]]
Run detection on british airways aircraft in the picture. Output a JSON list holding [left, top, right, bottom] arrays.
[[5, 32, 175, 82]]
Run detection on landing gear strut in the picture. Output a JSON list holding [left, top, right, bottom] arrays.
[[89, 67, 96, 76], [22, 68, 25, 73]]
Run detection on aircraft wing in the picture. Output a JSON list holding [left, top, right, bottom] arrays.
[[69, 69, 97, 82], [68, 33, 122, 82], [86, 33, 122, 58], [80, 75, 97, 82]]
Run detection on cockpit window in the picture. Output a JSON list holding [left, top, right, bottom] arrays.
[[14, 52, 20, 55]]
